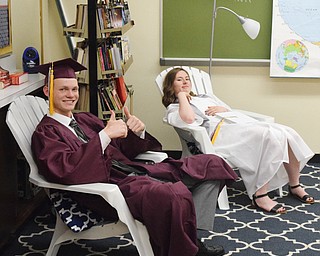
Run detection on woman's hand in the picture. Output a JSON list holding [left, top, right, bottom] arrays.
[[205, 106, 229, 116], [176, 92, 195, 123], [177, 91, 192, 102]]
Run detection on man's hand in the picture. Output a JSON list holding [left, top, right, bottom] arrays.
[[104, 110, 128, 139], [124, 106, 145, 135]]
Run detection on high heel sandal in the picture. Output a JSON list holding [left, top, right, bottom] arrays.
[[252, 193, 287, 214], [288, 184, 315, 204]]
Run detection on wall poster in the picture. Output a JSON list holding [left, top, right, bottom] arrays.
[[270, 0, 320, 78]]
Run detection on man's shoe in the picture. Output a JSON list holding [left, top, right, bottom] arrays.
[[196, 240, 225, 256]]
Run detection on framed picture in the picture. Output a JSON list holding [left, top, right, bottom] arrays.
[[0, 0, 12, 57]]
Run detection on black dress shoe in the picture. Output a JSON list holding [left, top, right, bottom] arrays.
[[196, 240, 225, 256]]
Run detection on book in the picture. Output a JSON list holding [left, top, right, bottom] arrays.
[[76, 84, 87, 110], [111, 6, 124, 28], [75, 47, 85, 65], [110, 80, 123, 109], [106, 85, 119, 110], [74, 4, 84, 37], [111, 44, 122, 74], [115, 76, 128, 104], [98, 83, 113, 111], [97, 47, 106, 71], [81, 5, 88, 37], [121, 36, 130, 63], [100, 85, 115, 110]]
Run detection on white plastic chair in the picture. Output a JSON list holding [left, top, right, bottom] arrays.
[[156, 66, 276, 210], [6, 95, 167, 256]]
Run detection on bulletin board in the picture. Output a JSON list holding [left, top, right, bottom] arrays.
[[0, 0, 12, 57], [161, 0, 272, 66]]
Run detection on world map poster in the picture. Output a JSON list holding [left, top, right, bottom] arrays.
[[270, 0, 320, 78]]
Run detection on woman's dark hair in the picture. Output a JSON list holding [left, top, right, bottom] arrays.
[[162, 67, 195, 107]]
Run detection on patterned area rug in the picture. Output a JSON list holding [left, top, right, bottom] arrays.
[[2, 163, 320, 256]]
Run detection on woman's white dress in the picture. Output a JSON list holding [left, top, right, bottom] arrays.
[[165, 94, 314, 198]]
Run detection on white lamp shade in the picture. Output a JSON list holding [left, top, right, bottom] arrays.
[[241, 18, 260, 40]]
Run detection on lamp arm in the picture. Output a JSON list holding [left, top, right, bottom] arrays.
[[209, 0, 217, 79], [210, 4, 241, 78], [215, 6, 244, 24], [209, 4, 260, 79]]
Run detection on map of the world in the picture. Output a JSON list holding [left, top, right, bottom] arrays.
[[276, 39, 309, 73], [270, 0, 320, 78]]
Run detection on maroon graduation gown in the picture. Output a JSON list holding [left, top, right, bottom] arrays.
[[31, 112, 237, 256]]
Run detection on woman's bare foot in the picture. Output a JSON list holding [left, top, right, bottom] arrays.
[[252, 193, 287, 214]]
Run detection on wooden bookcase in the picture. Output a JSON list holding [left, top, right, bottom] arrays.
[[64, 0, 134, 120]]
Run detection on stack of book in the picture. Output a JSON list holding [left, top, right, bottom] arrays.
[[97, 76, 128, 113]]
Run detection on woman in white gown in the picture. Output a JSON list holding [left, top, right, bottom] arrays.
[[162, 67, 315, 214]]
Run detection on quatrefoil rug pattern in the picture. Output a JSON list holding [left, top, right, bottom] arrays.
[[2, 164, 320, 256]]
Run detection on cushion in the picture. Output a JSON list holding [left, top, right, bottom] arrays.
[[49, 190, 105, 233]]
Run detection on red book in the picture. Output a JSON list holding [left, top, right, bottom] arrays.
[[115, 76, 128, 104]]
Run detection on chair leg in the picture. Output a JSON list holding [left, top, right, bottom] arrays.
[[122, 221, 154, 256], [217, 186, 230, 210], [277, 187, 284, 197], [46, 214, 67, 256]]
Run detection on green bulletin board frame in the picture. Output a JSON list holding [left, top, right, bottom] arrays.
[[161, 0, 272, 66]]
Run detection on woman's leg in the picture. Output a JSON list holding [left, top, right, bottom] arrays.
[[284, 145, 314, 203], [254, 183, 286, 213]]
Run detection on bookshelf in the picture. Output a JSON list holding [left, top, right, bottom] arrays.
[[64, 0, 134, 119]]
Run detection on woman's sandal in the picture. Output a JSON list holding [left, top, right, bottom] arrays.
[[252, 193, 287, 214], [288, 184, 315, 204]]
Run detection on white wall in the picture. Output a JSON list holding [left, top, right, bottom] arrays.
[[10, 0, 320, 153], [10, 0, 41, 70], [123, 0, 320, 154]]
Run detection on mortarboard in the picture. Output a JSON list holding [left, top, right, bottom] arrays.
[[35, 57, 87, 82], [34, 58, 87, 115]]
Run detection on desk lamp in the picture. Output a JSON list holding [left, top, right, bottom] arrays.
[[209, 0, 261, 77]]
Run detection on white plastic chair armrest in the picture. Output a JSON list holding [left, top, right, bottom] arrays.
[[135, 151, 168, 163], [30, 178, 131, 221], [168, 123, 215, 154], [234, 109, 275, 123]]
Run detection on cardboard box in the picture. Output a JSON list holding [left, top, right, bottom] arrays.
[[0, 67, 11, 89], [10, 72, 29, 85]]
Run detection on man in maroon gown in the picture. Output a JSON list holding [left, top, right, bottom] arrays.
[[31, 58, 237, 256]]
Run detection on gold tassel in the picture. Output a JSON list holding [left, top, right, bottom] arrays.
[[211, 118, 224, 144], [49, 62, 54, 115]]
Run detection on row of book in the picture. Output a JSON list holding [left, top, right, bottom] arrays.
[[73, 37, 131, 82], [98, 76, 128, 112], [75, 83, 90, 112], [73, 1, 131, 38], [97, 3, 130, 30], [99, 37, 131, 72]]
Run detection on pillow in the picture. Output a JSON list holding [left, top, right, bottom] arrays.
[[49, 190, 105, 233]]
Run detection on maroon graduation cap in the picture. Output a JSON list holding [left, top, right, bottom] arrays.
[[35, 57, 87, 82]]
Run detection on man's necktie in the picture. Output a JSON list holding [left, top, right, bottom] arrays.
[[69, 119, 89, 143]]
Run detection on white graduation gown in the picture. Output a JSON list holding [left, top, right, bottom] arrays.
[[165, 95, 314, 198]]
